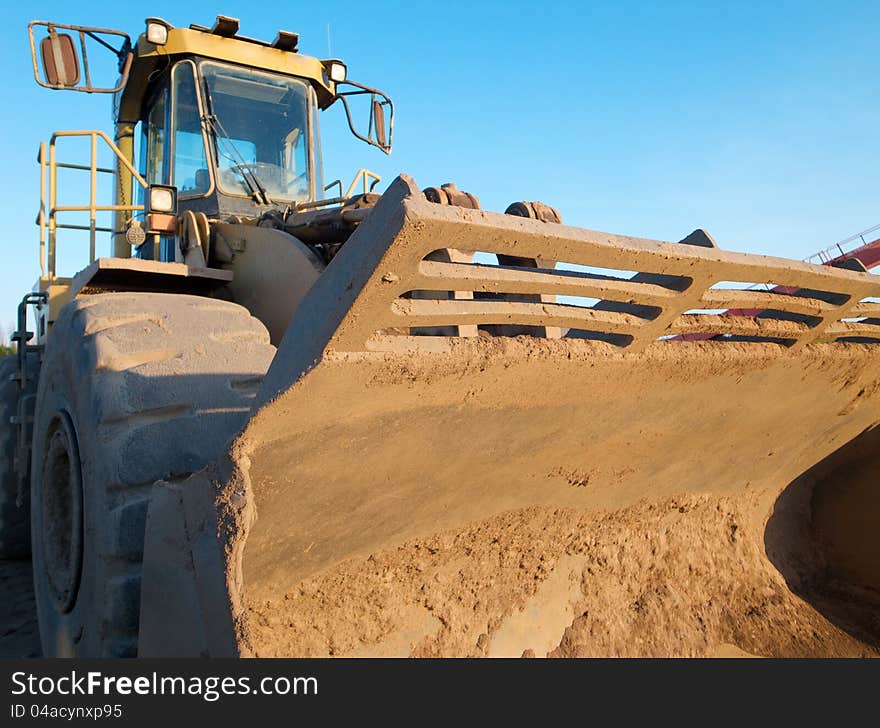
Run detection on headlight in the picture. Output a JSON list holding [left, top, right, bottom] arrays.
[[148, 184, 177, 214], [327, 61, 347, 83], [146, 19, 169, 46]]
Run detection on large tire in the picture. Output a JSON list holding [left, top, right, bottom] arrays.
[[0, 354, 39, 558], [30, 293, 275, 657]]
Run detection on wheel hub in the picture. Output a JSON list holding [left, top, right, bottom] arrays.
[[40, 411, 83, 614]]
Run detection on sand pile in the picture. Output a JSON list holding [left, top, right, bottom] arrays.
[[233, 336, 880, 658], [244, 489, 877, 657]]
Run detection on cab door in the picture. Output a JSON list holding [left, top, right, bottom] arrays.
[[138, 61, 212, 262], [170, 60, 212, 208]]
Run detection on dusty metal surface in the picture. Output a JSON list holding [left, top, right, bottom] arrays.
[[71, 257, 232, 296], [285, 176, 880, 356], [215, 223, 325, 345], [239, 339, 880, 590]]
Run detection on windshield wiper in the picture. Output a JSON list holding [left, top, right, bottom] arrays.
[[201, 83, 273, 205], [204, 114, 273, 205]]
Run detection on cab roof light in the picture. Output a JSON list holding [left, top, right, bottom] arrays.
[[211, 15, 240, 38], [271, 31, 299, 52], [324, 60, 347, 83], [145, 18, 172, 46]]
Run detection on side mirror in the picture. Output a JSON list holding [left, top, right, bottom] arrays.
[[39, 32, 80, 88], [29, 21, 132, 94], [335, 80, 394, 154], [372, 98, 387, 150]]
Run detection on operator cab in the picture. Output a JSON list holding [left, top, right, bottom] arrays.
[[140, 57, 322, 225], [27, 15, 393, 284]]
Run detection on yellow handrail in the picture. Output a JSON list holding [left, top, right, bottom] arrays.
[[38, 130, 149, 278], [345, 168, 381, 198]]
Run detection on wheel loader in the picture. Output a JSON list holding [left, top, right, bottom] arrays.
[[1, 15, 878, 658]]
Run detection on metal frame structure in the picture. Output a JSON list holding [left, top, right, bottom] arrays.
[[335, 80, 395, 154], [318, 176, 880, 355]]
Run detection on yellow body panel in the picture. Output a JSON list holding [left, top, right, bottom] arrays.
[[118, 26, 336, 120]]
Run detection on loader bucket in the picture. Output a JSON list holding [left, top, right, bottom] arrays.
[[142, 175, 880, 657]]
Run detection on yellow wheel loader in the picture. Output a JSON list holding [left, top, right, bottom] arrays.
[[2, 15, 877, 657]]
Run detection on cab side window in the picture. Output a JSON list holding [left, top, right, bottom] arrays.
[[171, 62, 210, 196], [144, 83, 169, 185]]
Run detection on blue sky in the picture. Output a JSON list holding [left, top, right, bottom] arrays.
[[1, 1, 878, 333]]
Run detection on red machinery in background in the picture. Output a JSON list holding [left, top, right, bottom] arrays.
[[678, 225, 880, 338]]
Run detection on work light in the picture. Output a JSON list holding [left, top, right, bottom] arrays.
[[145, 18, 169, 46], [327, 61, 347, 83], [147, 184, 177, 214]]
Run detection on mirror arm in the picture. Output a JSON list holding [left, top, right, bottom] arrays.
[[78, 31, 91, 90]]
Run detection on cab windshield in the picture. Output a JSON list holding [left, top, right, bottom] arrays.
[[200, 61, 311, 202]]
